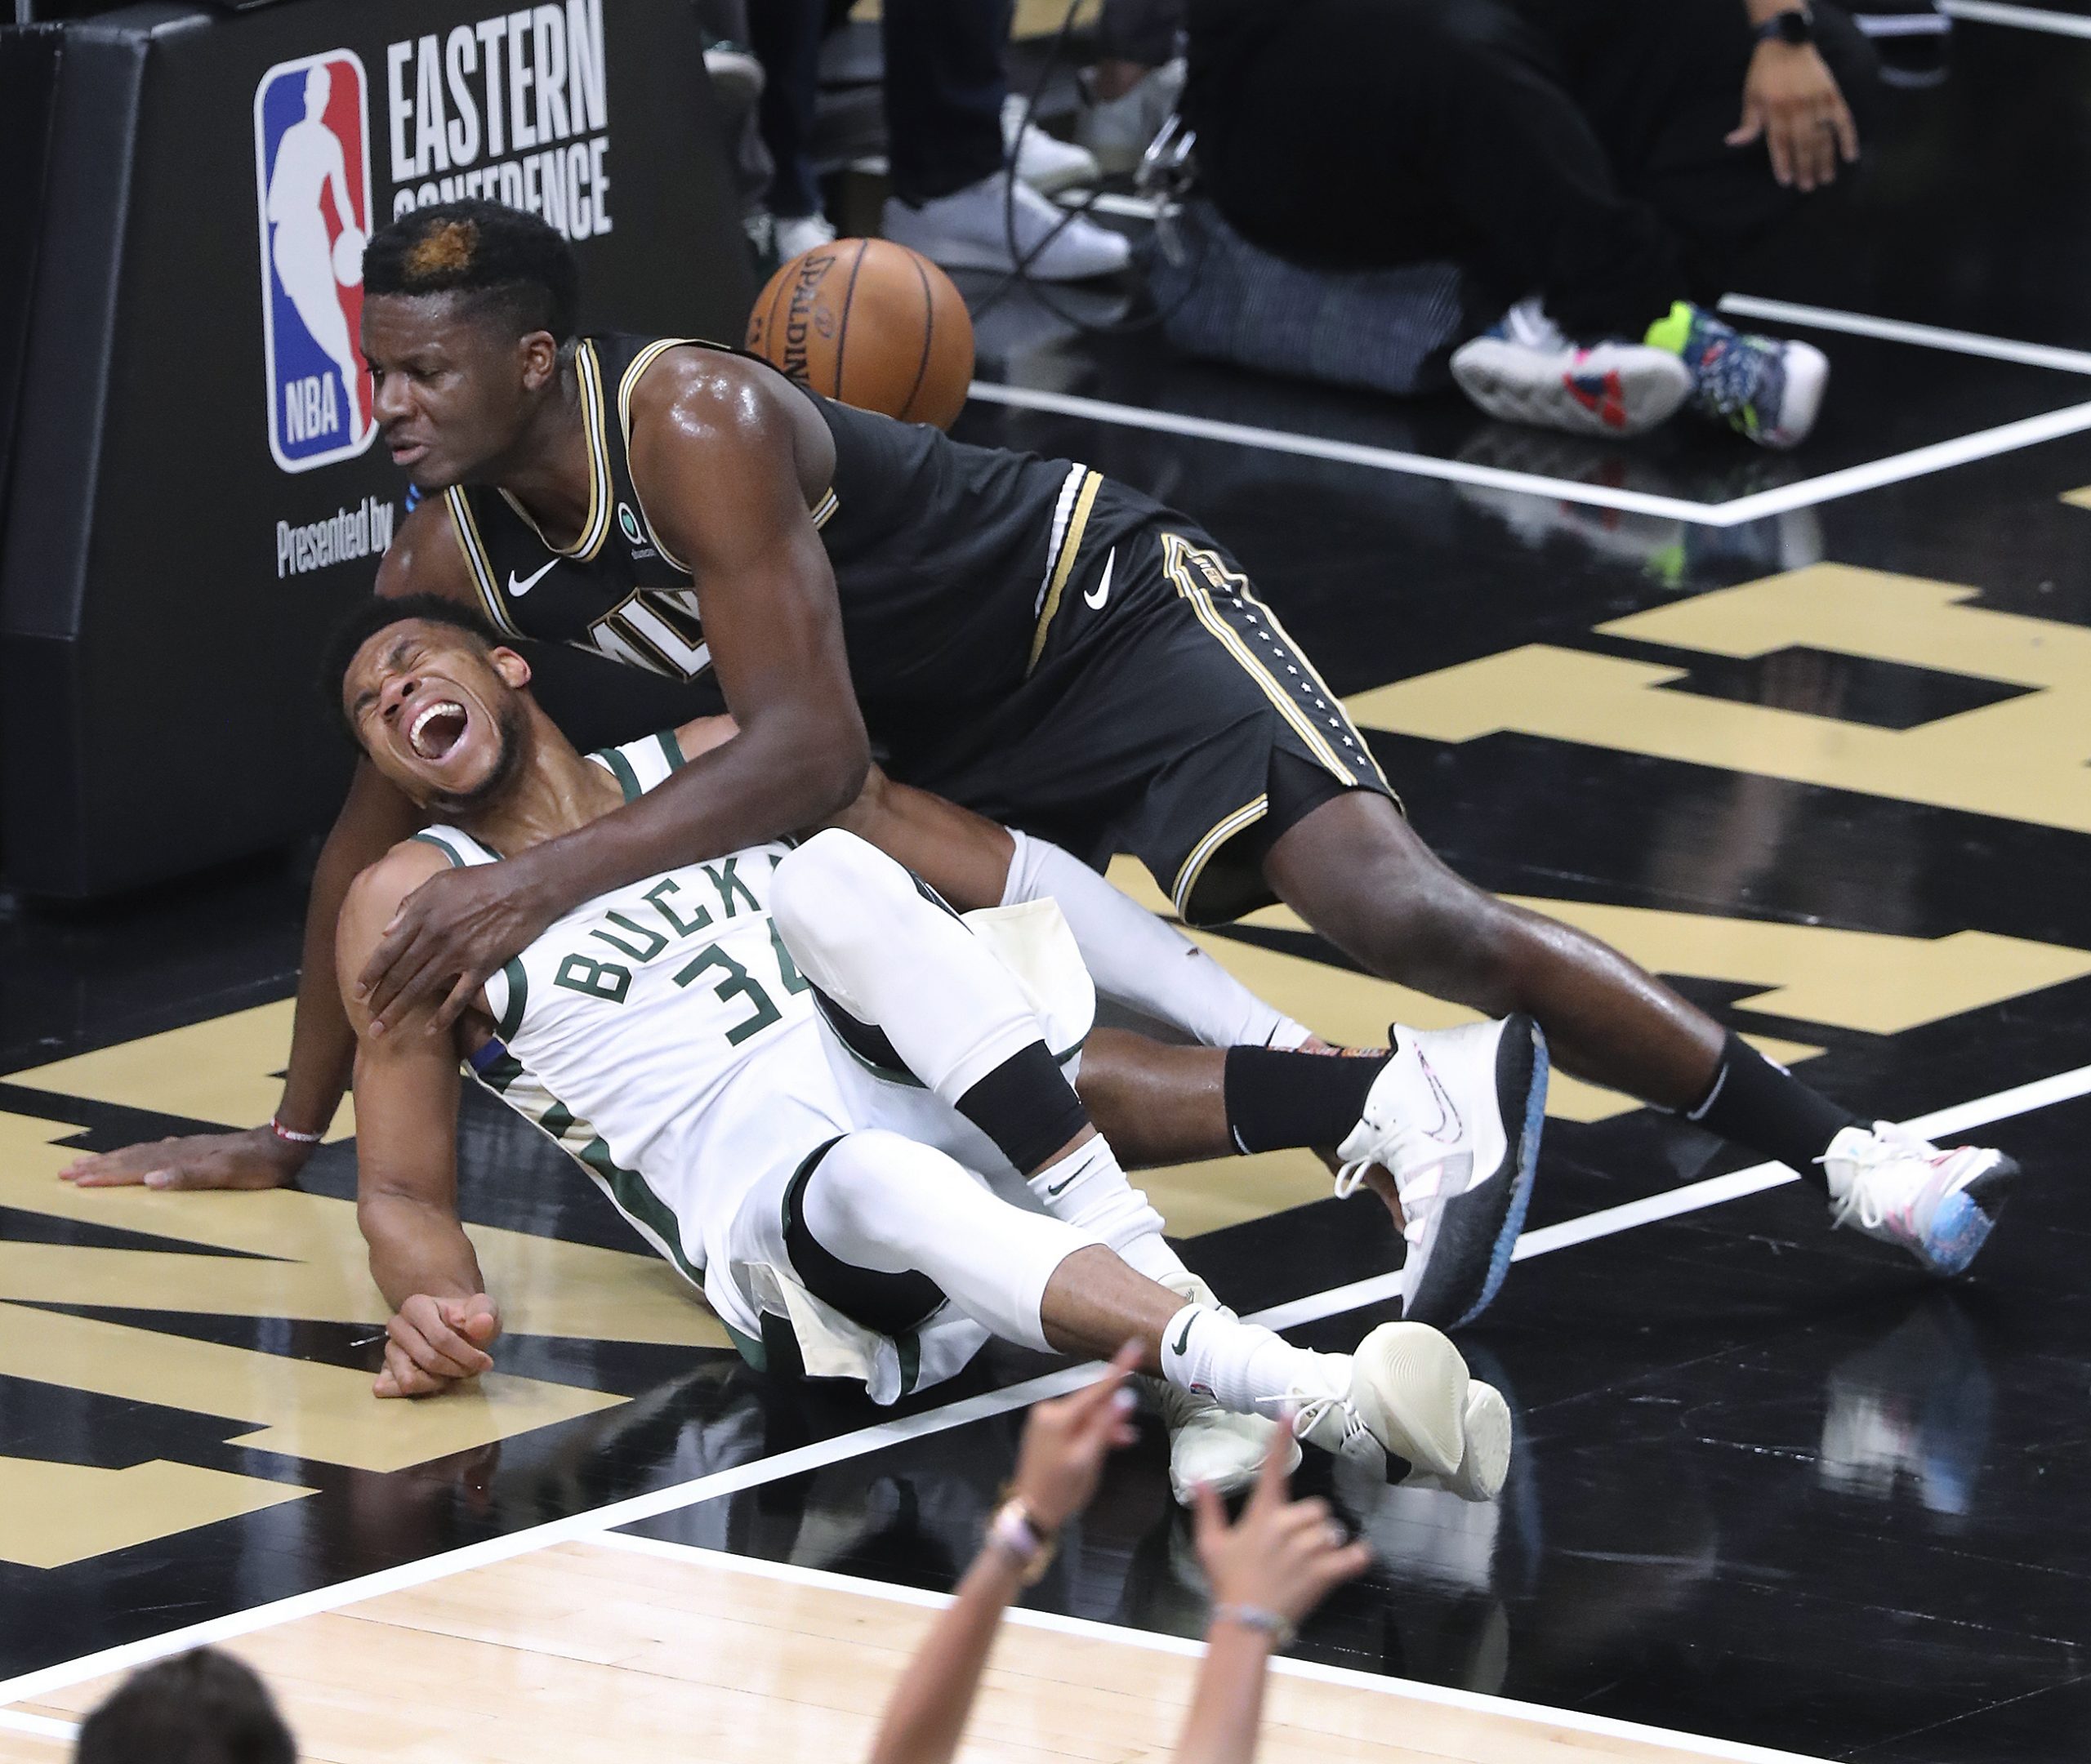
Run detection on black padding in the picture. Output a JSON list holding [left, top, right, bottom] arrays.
[[783, 1137, 947, 1339]]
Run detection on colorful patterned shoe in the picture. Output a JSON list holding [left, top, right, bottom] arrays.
[[1646, 301, 1829, 450]]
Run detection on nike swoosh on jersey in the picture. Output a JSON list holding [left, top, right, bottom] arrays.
[[1082, 547, 1117, 611], [508, 558, 559, 598]]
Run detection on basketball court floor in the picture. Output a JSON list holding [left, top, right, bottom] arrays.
[[5, 6, 2091, 1760]]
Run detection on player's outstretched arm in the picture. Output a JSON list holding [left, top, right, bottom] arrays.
[[63, 501, 473, 1189], [867, 1346, 1141, 1764], [358, 357, 868, 1036], [338, 844, 499, 1398], [59, 755, 426, 1191]]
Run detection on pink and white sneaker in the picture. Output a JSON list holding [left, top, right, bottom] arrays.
[[1821, 1122, 2018, 1276]]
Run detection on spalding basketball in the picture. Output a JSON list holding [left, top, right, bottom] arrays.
[[746, 238, 974, 431]]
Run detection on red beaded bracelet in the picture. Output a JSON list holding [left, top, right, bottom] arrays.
[[270, 1117, 323, 1146]]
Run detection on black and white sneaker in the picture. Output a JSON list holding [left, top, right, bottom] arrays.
[[1335, 1018, 1549, 1328]]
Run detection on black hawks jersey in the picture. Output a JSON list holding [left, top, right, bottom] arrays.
[[444, 333, 1155, 753]]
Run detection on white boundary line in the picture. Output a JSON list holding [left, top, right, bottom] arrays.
[[591, 1535, 1835, 1764], [1942, 0, 2091, 39], [964, 381, 2091, 528], [4, 1059, 2086, 1718], [0, 1708, 73, 1742], [1716, 295, 2091, 377]]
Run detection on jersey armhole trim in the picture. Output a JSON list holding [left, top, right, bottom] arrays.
[[493, 956, 529, 1042], [408, 831, 468, 868], [656, 728, 686, 773], [443, 490, 524, 639], [597, 744, 645, 803]]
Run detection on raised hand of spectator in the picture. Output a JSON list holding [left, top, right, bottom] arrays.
[[1010, 1339, 1143, 1530], [1192, 1426, 1372, 1629]]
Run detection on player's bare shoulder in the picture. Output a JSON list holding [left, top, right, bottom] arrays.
[[624, 345, 833, 507], [372, 494, 475, 604], [338, 838, 453, 982]]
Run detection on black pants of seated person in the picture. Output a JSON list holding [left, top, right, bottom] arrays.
[[1183, 0, 1879, 342]]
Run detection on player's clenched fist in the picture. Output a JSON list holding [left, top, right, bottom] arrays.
[[374, 1292, 501, 1397]]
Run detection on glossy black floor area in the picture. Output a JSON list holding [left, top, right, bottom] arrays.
[[10, 10, 2091, 1761], [629, 1090, 2091, 1764]]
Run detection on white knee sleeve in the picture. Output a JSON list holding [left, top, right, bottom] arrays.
[[801, 1129, 1096, 1353], [1001, 831, 1310, 1049], [773, 829, 1046, 1102]]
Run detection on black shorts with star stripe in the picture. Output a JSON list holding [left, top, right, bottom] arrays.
[[884, 488, 1398, 927]]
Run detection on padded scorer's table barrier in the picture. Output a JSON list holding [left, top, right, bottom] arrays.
[[0, 0, 753, 897]]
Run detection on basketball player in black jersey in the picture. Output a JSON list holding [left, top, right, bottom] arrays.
[[69, 201, 2013, 1294]]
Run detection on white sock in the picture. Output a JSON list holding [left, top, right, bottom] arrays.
[[1158, 1303, 1349, 1417], [1001, 831, 1309, 1049], [1025, 1138, 1184, 1283]]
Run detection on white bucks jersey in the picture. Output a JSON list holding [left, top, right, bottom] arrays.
[[415, 732, 831, 1302]]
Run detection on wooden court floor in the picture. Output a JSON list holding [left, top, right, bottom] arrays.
[[0, 1538, 1814, 1764]]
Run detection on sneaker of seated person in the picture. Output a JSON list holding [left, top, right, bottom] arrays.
[[883, 172, 1132, 280], [774, 210, 838, 264], [1077, 57, 1187, 176], [1451, 296, 1694, 439], [1001, 96, 1101, 194], [1644, 301, 1830, 451]]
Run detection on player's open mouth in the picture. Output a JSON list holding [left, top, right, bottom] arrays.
[[408, 700, 469, 761], [389, 439, 430, 467]]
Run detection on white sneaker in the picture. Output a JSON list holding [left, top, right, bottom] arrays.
[[1821, 1122, 2018, 1276], [1001, 96, 1101, 194], [775, 211, 838, 264], [1149, 1272, 1295, 1505], [1335, 1017, 1548, 1329], [1451, 296, 1693, 439], [1076, 58, 1186, 176], [882, 173, 1131, 281], [1289, 1321, 1508, 1502]]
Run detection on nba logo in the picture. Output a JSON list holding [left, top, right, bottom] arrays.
[[254, 50, 375, 474]]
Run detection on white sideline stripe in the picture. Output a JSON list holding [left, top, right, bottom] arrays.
[[966, 381, 1727, 523], [1707, 399, 2091, 523], [0, 1708, 74, 1741], [1942, 0, 2091, 38], [5, 1059, 2086, 1718], [591, 1535, 1835, 1764], [1717, 295, 2091, 377], [965, 381, 2091, 528]]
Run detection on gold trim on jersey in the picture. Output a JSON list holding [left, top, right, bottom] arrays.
[[498, 340, 613, 560], [1159, 532, 1382, 788], [1171, 794, 1269, 921], [1026, 468, 1103, 675], [444, 487, 526, 638], [612, 336, 845, 571]]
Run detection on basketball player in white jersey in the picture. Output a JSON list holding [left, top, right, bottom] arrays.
[[264, 65, 368, 443], [335, 598, 1544, 1502]]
